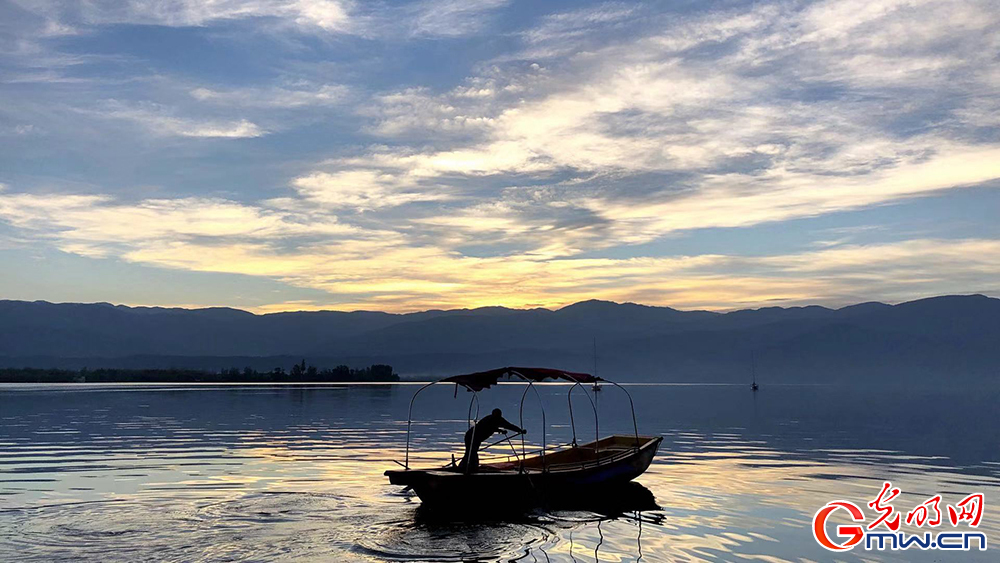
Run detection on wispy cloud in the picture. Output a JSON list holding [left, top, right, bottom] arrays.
[[1, 0, 998, 311], [10, 0, 511, 38], [513, 2, 639, 60], [99, 103, 267, 138], [0, 187, 363, 258], [291, 168, 450, 210], [332, 0, 1000, 253], [587, 143, 1000, 244], [362, 87, 499, 138], [3, 182, 997, 310], [400, 0, 511, 38], [190, 83, 348, 108], [14, 0, 353, 32]]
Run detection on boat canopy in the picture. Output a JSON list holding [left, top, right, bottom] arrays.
[[402, 366, 635, 470], [442, 366, 599, 392]]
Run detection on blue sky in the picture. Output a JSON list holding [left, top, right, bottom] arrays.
[[1, 0, 998, 312]]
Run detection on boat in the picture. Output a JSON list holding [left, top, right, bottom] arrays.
[[385, 366, 662, 508], [751, 351, 760, 391]]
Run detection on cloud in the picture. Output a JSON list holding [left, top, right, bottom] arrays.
[[514, 2, 640, 60], [0, 124, 41, 136], [190, 84, 348, 108], [363, 87, 498, 138], [100, 104, 267, 138], [11, 0, 512, 38], [0, 189, 360, 259], [762, 239, 1000, 275], [2, 185, 998, 311], [587, 143, 1000, 244], [338, 0, 1000, 251], [401, 0, 511, 38], [291, 169, 449, 210], [2, 0, 999, 312], [138, 237, 1000, 311], [285, 141, 555, 211], [15, 0, 353, 31]]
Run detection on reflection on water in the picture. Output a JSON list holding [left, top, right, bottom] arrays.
[[1, 383, 998, 561]]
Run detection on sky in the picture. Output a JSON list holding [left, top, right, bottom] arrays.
[[1, 0, 999, 313]]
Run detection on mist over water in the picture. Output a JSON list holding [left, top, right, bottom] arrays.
[[1, 383, 998, 562]]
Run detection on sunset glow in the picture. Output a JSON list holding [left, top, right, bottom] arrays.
[[1, 0, 998, 312]]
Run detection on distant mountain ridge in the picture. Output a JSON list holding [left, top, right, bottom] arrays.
[[1, 295, 998, 383]]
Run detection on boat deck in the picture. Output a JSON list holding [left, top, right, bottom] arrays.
[[441, 435, 658, 474]]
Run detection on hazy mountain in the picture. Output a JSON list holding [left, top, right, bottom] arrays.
[[1, 295, 998, 383]]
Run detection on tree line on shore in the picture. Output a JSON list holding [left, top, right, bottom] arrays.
[[0, 362, 399, 383]]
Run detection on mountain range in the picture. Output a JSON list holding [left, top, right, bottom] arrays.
[[1, 295, 998, 383]]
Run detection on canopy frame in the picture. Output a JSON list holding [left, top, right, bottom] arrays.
[[401, 366, 639, 470], [568, 380, 600, 454]]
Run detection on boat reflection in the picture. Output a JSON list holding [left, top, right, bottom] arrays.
[[412, 481, 659, 522], [408, 482, 658, 562]]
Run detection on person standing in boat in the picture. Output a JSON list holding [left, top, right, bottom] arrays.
[[459, 408, 525, 473]]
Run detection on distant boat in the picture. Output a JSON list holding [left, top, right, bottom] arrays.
[[750, 351, 760, 391]]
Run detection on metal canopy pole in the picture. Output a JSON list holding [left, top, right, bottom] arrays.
[[404, 381, 439, 470], [461, 390, 481, 474], [567, 381, 600, 454], [514, 373, 547, 471], [606, 380, 641, 448], [403, 369, 617, 472], [403, 376, 479, 470], [518, 383, 531, 468]]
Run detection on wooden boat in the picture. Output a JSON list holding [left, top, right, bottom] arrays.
[[386, 435, 661, 507], [385, 366, 661, 508]]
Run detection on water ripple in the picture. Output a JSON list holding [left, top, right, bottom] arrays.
[[2, 383, 999, 562]]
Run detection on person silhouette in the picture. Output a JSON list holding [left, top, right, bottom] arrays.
[[458, 408, 525, 473]]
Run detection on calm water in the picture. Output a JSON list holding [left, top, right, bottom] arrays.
[[1, 383, 998, 562]]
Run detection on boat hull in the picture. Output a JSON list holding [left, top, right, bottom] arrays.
[[386, 435, 661, 509]]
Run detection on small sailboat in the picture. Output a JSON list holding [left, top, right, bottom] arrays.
[[750, 351, 759, 391]]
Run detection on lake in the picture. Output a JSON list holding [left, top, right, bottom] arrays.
[[1, 383, 998, 561]]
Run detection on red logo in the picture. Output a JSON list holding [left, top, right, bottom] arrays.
[[813, 501, 865, 551], [812, 482, 987, 552]]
